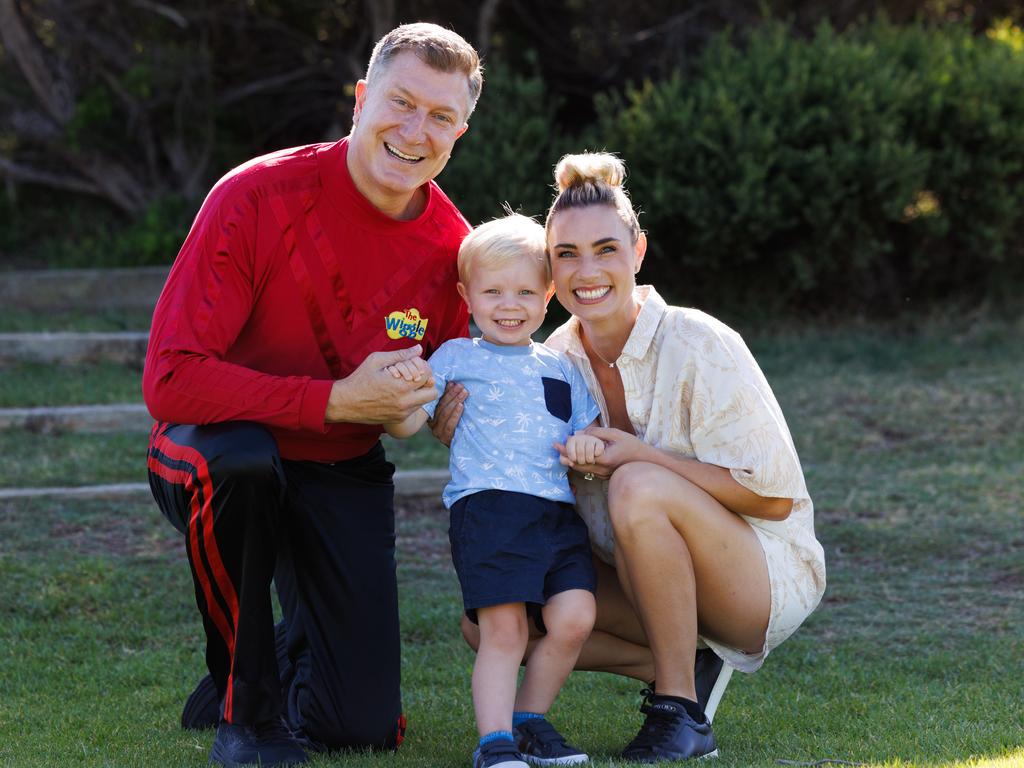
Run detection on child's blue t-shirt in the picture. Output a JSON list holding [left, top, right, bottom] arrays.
[[422, 338, 600, 508]]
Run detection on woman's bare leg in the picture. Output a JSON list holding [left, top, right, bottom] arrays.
[[606, 461, 770, 700]]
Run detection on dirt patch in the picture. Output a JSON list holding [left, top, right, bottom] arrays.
[[395, 495, 451, 569], [5, 495, 451, 564]]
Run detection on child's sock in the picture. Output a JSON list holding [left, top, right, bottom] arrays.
[[512, 711, 545, 727], [479, 730, 515, 748]]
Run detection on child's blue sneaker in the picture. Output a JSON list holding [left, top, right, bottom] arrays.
[[514, 719, 589, 765], [473, 739, 529, 768]]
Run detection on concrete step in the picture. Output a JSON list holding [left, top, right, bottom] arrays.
[[0, 403, 152, 433], [0, 266, 168, 313], [0, 469, 449, 501], [0, 331, 148, 364]]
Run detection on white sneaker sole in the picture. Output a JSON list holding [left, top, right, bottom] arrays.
[[522, 755, 589, 765]]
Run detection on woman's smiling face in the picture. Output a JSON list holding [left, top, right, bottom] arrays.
[[547, 204, 646, 327]]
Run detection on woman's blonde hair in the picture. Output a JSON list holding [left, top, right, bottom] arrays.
[[545, 152, 642, 243], [458, 213, 549, 285]]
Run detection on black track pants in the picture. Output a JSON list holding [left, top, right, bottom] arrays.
[[148, 421, 404, 749]]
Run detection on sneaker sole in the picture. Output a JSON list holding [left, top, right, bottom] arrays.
[[522, 756, 589, 766]]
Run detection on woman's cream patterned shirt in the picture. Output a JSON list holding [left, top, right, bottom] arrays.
[[546, 286, 826, 670]]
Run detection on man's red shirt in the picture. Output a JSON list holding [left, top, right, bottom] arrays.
[[144, 139, 470, 462]]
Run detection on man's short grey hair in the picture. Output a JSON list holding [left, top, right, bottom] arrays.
[[365, 23, 483, 119]]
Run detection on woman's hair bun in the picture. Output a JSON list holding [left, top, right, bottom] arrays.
[[554, 152, 626, 192]]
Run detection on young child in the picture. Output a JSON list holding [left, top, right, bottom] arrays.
[[384, 214, 602, 768]]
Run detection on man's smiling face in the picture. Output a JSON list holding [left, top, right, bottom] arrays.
[[346, 50, 470, 220]]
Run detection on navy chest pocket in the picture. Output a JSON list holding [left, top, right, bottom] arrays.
[[542, 377, 572, 423]]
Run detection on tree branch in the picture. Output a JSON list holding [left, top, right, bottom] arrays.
[[476, 0, 503, 58], [364, 0, 394, 46], [0, 0, 75, 124], [0, 155, 103, 197], [218, 65, 324, 106], [130, 0, 188, 29]]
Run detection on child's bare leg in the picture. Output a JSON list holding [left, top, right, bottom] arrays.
[[474, 603, 530, 735], [515, 590, 596, 714]]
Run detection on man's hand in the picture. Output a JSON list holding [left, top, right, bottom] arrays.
[[427, 381, 467, 447], [325, 345, 437, 424]]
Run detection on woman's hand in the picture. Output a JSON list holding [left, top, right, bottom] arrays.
[[554, 426, 650, 478]]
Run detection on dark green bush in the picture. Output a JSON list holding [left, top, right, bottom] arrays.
[[438, 58, 567, 225], [591, 19, 1024, 315]]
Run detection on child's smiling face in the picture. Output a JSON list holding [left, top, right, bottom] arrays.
[[458, 256, 552, 346]]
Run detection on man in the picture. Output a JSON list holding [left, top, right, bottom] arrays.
[[143, 23, 480, 768]]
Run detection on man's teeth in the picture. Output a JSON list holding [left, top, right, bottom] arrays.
[[385, 143, 421, 162], [575, 287, 610, 300]]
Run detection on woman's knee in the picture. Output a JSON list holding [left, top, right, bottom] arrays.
[[460, 614, 480, 651]]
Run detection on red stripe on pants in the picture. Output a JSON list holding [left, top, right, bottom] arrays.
[[148, 439, 241, 722]]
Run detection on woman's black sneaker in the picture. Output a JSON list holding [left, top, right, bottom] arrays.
[[621, 692, 717, 762], [209, 717, 308, 767], [514, 718, 589, 765]]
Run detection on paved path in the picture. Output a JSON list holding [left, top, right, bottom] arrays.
[[0, 331, 148, 364], [1, 267, 450, 504], [0, 403, 151, 432], [0, 266, 167, 312], [0, 469, 449, 501]]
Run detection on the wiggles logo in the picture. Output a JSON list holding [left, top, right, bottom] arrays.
[[385, 308, 428, 340]]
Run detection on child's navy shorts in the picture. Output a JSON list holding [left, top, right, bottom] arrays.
[[449, 489, 596, 623]]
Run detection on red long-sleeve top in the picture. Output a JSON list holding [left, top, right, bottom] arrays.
[[143, 139, 470, 462]]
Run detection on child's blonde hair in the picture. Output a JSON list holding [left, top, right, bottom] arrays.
[[457, 213, 550, 285]]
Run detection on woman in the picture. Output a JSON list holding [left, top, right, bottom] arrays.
[[434, 152, 825, 762]]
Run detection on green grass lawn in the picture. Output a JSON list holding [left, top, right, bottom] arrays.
[[1, 317, 1022, 765], [0, 360, 144, 408]]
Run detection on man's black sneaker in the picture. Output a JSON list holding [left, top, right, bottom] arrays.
[[621, 692, 717, 762], [209, 717, 308, 767], [514, 718, 589, 765], [472, 739, 529, 768], [182, 622, 291, 730], [181, 671, 220, 731]]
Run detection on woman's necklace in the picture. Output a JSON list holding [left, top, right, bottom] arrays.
[[582, 332, 619, 369]]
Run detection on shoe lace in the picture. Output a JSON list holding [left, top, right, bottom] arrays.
[[624, 688, 684, 751]]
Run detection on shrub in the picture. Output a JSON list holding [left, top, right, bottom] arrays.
[[590, 19, 1024, 315], [438, 58, 567, 225]]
